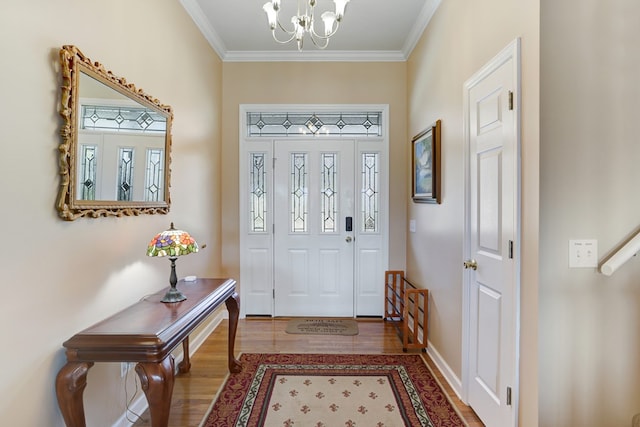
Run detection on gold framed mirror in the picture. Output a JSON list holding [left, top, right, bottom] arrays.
[[57, 45, 172, 220]]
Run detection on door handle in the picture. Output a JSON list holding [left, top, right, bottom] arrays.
[[345, 236, 353, 243], [463, 259, 478, 270]]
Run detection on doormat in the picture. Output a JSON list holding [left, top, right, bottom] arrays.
[[285, 318, 359, 335]]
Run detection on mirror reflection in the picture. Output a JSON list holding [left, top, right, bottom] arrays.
[[77, 73, 167, 202], [57, 45, 172, 220]]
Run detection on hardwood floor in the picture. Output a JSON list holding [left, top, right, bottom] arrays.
[[132, 318, 484, 426]]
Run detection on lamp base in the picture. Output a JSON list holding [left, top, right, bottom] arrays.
[[161, 256, 186, 303], [161, 286, 187, 303]]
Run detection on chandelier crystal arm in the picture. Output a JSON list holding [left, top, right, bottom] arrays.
[[263, 2, 305, 45], [262, 0, 350, 51], [333, 0, 349, 20], [306, 12, 340, 49], [270, 29, 300, 45]]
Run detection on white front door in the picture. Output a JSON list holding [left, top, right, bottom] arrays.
[[273, 139, 355, 316], [239, 105, 389, 318], [463, 40, 520, 427]]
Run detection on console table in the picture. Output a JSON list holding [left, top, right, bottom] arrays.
[[55, 278, 242, 427]]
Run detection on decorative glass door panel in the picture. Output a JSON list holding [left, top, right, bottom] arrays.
[[321, 153, 338, 233]]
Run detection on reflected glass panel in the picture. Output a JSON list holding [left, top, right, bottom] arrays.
[[81, 105, 166, 132], [145, 148, 164, 202], [117, 148, 134, 201], [80, 145, 97, 200]]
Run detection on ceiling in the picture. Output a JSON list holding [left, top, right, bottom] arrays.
[[179, 0, 440, 62]]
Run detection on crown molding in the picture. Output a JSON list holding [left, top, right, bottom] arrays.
[[402, 0, 442, 58], [222, 50, 407, 63], [179, 0, 227, 58]]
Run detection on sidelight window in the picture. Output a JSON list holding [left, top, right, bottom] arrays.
[[361, 152, 379, 233], [250, 153, 267, 233]]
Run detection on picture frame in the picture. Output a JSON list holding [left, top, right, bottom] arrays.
[[411, 119, 441, 204]]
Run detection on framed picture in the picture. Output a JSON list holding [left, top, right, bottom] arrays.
[[411, 119, 441, 204]]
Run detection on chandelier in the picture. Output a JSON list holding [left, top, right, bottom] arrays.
[[262, 0, 351, 51]]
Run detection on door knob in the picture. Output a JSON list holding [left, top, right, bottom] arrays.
[[463, 259, 478, 270], [345, 236, 353, 242]]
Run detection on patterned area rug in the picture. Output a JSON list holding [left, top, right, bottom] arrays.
[[201, 353, 466, 427], [285, 318, 359, 335]]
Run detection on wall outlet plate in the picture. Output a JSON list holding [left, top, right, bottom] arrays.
[[569, 239, 598, 268]]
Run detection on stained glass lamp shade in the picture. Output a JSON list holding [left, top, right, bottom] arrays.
[[147, 223, 199, 303]]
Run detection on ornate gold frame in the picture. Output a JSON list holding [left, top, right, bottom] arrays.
[[57, 45, 173, 220]]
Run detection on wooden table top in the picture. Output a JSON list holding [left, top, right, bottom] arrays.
[[62, 278, 236, 363]]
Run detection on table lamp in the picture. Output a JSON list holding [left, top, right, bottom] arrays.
[[147, 222, 199, 303]]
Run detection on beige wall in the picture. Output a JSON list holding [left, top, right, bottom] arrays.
[[0, 1, 222, 425], [406, 1, 539, 426], [11, 1, 638, 425], [540, 1, 640, 425], [220, 62, 408, 282]]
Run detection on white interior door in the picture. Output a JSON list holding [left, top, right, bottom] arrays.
[[464, 40, 520, 427], [273, 139, 355, 316]]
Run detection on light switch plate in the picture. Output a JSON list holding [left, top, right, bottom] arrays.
[[569, 239, 598, 268], [409, 219, 416, 233]]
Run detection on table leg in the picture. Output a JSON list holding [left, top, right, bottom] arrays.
[[55, 361, 94, 427], [135, 357, 175, 427], [178, 337, 191, 374], [225, 291, 243, 373]]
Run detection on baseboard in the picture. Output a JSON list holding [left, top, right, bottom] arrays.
[[112, 309, 228, 427], [426, 339, 465, 403]]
